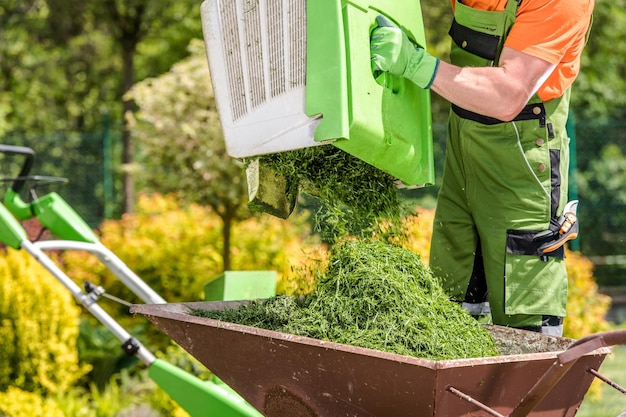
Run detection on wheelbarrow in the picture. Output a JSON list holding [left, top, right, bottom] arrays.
[[0, 144, 262, 417], [130, 300, 626, 417]]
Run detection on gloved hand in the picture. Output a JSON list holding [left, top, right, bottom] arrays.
[[370, 15, 439, 89]]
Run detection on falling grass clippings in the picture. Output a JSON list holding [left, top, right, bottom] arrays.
[[253, 146, 404, 242], [192, 239, 500, 360]]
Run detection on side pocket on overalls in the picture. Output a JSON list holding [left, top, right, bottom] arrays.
[[504, 230, 568, 316]]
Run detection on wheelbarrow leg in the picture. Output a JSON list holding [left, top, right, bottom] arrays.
[[445, 386, 506, 417], [510, 329, 626, 417], [586, 367, 626, 395]]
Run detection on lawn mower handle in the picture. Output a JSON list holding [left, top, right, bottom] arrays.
[[0, 144, 36, 194]]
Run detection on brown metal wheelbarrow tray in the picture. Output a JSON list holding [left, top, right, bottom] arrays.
[[130, 301, 626, 417]]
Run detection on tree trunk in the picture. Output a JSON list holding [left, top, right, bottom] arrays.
[[222, 212, 232, 272], [121, 46, 135, 214]]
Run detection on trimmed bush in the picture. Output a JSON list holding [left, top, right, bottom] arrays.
[[0, 249, 89, 395], [563, 250, 611, 338], [229, 209, 327, 296], [61, 193, 224, 305], [61, 193, 326, 304], [0, 387, 64, 417]]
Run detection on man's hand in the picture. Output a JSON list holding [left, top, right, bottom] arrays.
[[370, 15, 439, 89]]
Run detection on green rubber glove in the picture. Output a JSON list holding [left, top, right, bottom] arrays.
[[370, 15, 439, 89]]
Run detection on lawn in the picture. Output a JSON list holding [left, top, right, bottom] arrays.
[[576, 345, 626, 416]]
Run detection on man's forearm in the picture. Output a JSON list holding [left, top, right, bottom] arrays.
[[430, 62, 527, 121], [430, 48, 556, 121]]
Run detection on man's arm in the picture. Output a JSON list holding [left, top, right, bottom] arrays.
[[371, 19, 559, 121], [430, 47, 556, 121]]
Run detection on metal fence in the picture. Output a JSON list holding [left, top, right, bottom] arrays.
[[0, 126, 121, 228]]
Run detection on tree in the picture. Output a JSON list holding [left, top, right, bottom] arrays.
[[83, 0, 200, 213], [570, 0, 626, 120], [1, 0, 129, 135], [1, 0, 203, 215], [127, 39, 250, 271], [578, 143, 626, 255]]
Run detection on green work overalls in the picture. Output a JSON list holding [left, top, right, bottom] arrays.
[[429, 0, 571, 331]]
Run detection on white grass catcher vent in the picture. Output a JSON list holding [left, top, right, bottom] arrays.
[[200, 0, 435, 188], [200, 0, 320, 158]]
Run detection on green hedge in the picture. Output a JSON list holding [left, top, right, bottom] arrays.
[[0, 249, 89, 395]]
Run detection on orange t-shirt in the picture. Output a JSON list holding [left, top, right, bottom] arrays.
[[450, 0, 594, 101]]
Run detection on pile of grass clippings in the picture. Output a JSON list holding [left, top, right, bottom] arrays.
[[256, 146, 404, 242], [193, 239, 499, 360]]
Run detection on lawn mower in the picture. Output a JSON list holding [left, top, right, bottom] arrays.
[[0, 144, 263, 417]]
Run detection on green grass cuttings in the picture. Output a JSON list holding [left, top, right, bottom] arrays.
[[192, 239, 499, 360], [258, 146, 403, 241]]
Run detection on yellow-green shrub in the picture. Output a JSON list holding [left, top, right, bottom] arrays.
[[62, 193, 224, 304], [389, 207, 434, 265], [230, 210, 327, 295], [0, 249, 89, 395], [0, 387, 65, 417], [562, 250, 611, 338], [61, 193, 326, 305]]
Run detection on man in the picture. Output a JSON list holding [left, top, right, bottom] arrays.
[[370, 0, 594, 335]]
